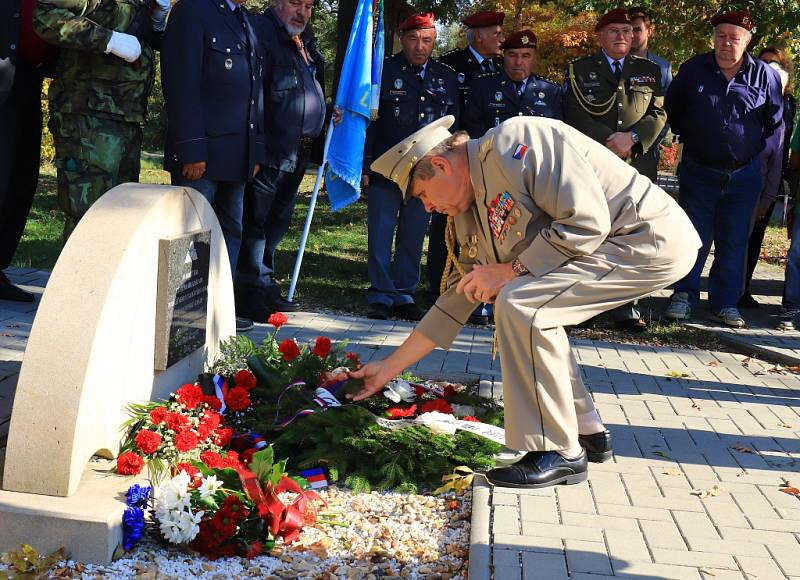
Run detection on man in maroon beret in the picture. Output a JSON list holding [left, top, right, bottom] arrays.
[[433, 10, 505, 324], [361, 12, 460, 322], [662, 10, 784, 328]]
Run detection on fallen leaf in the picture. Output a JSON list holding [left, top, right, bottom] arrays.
[[769, 365, 786, 374], [778, 422, 793, 429], [692, 402, 702, 410], [665, 370, 691, 379], [786, 364, 800, 373], [653, 451, 674, 460], [661, 468, 683, 476], [733, 444, 756, 455], [779, 478, 800, 496], [700, 569, 717, 577], [741, 357, 752, 366], [707, 361, 720, 367], [691, 484, 725, 498]]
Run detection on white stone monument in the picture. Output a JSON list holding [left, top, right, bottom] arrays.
[[0, 183, 235, 562]]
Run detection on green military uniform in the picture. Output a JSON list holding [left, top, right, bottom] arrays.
[[564, 51, 665, 181], [34, 0, 156, 240]]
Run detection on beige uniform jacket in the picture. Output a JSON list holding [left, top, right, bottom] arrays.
[[416, 117, 699, 349]]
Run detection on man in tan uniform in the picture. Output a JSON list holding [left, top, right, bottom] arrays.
[[349, 115, 700, 488]]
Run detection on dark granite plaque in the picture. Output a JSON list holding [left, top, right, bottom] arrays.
[[154, 230, 211, 370]]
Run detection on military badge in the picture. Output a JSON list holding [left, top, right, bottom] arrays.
[[224, 58, 233, 70], [494, 91, 503, 102], [698, 85, 704, 93], [458, 72, 466, 84], [589, 71, 597, 80], [438, 77, 444, 86], [538, 91, 545, 98], [394, 78, 403, 89], [394, 107, 400, 117], [512, 144, 528, 159], [521, 35, 530, 45], [488, 192, 515, 239]]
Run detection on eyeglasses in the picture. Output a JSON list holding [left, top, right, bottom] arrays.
[[605, 27, 633, 37]]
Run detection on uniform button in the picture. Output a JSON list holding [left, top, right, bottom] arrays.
[[419, 113, 424, 118], [618, 103, 622, 107], [226, 48, 231, 53], [617, 120, 623, 125], [420, 96, 425, 101], [237, 44, 242, 49], [251, 99, 255, 105], [10, 43, 16, 50], [252, 75, 255, 80], [250, 123, 254, 129], [518, 112, 523, 116], [13, 12, 19, 18], [212, 37, 216, 43], [516, 231, 522, 238]]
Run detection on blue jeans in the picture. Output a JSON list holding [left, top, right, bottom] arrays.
[[672, 156, 762, 310], [784, 217, 800, 309], [367, 176, 430, 307], [171, 174, 245, 271]]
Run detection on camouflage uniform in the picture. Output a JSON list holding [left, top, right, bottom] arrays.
[[33, 0, 156, 240]]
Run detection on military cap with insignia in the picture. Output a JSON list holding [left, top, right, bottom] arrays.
[[398, 12, 436, 31], [710, 9, 754, 32], [462, 11, 505, 28], [501, 29, 538, 50], [371, 115, 455, 196], [595, 7, 631, 31]]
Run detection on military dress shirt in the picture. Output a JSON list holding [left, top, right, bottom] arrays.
[[462, 70, 563, 138], [666, 51, 784, 174], [415, 117, 695, 349], [564, 51, 666, 159]]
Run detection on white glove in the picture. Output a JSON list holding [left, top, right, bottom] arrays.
[[105, 31, 142, 63], [151, 0, 171, 32]]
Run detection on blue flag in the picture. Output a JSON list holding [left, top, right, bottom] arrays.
[[325, 0, 374, 212], [371, 0, 385, 119]]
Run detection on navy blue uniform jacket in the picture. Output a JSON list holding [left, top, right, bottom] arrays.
[[162, 0, 265, 182]]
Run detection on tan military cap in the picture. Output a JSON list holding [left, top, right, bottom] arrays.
[[370, 115, 455, 196]]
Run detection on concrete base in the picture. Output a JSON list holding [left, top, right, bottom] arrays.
[[0, 459, 149, 563]]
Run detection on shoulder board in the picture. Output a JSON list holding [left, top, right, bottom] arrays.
[[433, 60, 457, 73], [438, 48, 462, 58], [629, 54, 659, 68], [476, 71, 500, 79], [568, 54, 593, 65], [534, 75, 559, 86]]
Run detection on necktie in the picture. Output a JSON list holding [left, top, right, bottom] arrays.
[[292, 35, 308, 65], [483, 59, 495, 74], [613, 60, 622, 82], [514, 81, 524, 96], [413, 65, 424, 84]]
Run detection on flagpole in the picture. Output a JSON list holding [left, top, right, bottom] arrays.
[[287, 117, 335, 303]]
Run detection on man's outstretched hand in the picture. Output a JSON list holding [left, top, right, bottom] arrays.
[[347, 362, 393, 401]]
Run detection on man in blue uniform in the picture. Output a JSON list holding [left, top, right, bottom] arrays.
[[162, 0, 264, 331], [662, 10, 783, 328], [362, 12, 459, 321], [234, 0, 328, 327], [429, 10, 504, 323], [463, 29, 562, 138]]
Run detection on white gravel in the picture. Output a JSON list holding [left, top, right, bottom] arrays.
[[0, 487, 471, 579]]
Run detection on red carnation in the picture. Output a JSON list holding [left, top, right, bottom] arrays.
[[244, 542, 263, 559], [200, 451, 224, 469], [165, 411, 190, 432], [149, 406, 168, 425], [345, 351, 361, 368], [267, 312, 288, 329], [312, 336, 332, 358], [414, 386, 426, 399], [461, 415, 481, 423], [387, 404, 417, 419], [421, 398, 454, 415], [174, 429, 200, 452], [219, 495, 249, 521], [225, 387, 252, 412], [197, 411, 221, 440], [443, 384, 457, 397], [176, 383, 203, 410], [202, 395, 222, 411], [116, 451, 144, 475], [278, 339, 301, 361], [233, 369, 257, 390], [214, 426, 233, 447], [174, 462, 200, 481], [220, 451, 241, 470], [134, 429, 162, 455]]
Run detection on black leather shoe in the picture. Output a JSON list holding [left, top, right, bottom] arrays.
[[614, 317, 648, 332], [269, 295, 301, 313], [486, 450, 588, 489], [0, 276, 34, 302], [235, 317, 254, 332], [737, 293, 760, 309], [578, 430, 613, 463], [393, 302, 424, 321], [367, 303, 390, 320]]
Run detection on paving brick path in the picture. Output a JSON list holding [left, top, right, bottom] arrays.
[[2, 267, 800, 579]]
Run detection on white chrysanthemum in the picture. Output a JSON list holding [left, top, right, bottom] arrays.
[[415, 411, 458, 435], [175, 508, 204, 542], [382, 379, 416, 403], [198, 475, 223, 498], [157, 506, 204, 544]]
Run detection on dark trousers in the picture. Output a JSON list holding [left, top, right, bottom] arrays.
[[235, 153, 307, 308], [427, 210, 448, 298], [0, 63, 43, 270], [743, 201, 775, 295]]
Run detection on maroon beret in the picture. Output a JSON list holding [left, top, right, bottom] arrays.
[[20, 0, 58, 68], [595, 8, 631, 32], [501, 29, 538, 50], [462, 11, 505, 28], [398, 12, 436, 31], [710, 10, 754, 31]]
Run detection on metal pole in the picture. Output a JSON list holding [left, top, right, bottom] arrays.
[[287, 117, 335, 302]]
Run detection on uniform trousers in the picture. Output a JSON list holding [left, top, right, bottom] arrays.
[[0, 62, 43, 271], [672, 156, 762, 310], [367, 175, 430, 307], [783, 215, 800, 310], [427, 211, 448, 298], [494, 249, 696, 452]]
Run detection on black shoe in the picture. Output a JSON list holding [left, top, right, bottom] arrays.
[[737, 293, 760, 309], [270, 295, 301, 312], [614, 318, 648, 332], [235, 317, 254, 332], [367, 303, 390, 320], [578, 430, 613, 463], [393, 302, 424, 321], [0, 275, 34, 302], [486, 450, 588, 489]]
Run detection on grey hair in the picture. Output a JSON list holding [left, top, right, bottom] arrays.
[[411, 131, 470, 182], [466, 28, 475, 45]]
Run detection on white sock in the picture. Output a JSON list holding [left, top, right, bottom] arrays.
[[577, 409, 605, 436], [558, 445, 584, 460]]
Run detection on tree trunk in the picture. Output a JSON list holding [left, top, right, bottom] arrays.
[[512, 0, 525, 32]]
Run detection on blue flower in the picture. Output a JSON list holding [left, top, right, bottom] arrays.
[[126, 484, 152, 508], [122, 507, 145, 551]]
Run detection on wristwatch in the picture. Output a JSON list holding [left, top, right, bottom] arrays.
[[511, 258, 529, 276], [630, 131, 640, 144]]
